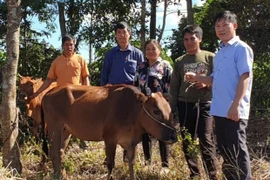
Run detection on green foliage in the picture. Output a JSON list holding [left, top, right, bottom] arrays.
[[250, 53, 270, 116], [0, 1, 7, 40], [0, 1, 60, 79], [161, 48, 174, 67], [0, 0, 57, 43], [0, 50, 6, 67], [63, 160, 76, 174], [75, 0, 141, 50], [89, 43, 113, 86], [193, 0, 270, 55], [170, 0, 270, 59], [18, 40, 61, 79], [193, 0, 225, 51], [181, 127, 200, 159], [167, 18, 188, 61], [0, 0, 145, 81]]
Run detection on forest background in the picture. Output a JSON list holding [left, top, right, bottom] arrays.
[[0, 0, 270, 179]]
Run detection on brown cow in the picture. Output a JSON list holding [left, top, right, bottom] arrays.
[[18, 75, 56, 136], [41, 84, 177, 180]]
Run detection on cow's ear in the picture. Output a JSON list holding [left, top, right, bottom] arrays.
[[17, 74, 23, 83], [18, 74, 23, 78], [136, 92, 147, 104]]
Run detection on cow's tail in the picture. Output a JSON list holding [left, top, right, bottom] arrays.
[[41, 103, 48, 164]]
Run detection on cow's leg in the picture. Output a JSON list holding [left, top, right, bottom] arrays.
[[104, 141, 116, 180], [59, 126, 71, 179], [48, 125, 65, 179], [32, 120, 38, 138], [61, 126, 71, 152], [127, 146, 137, 180]]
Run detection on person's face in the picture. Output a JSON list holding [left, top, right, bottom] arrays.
[[145, 42, 161, 62], [215, 18, 237, 44], [116, 28, 131, 49], [183, 32, 201, 55], [62, 40, 75, 56]]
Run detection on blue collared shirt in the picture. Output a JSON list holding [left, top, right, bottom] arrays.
[[210, 36, 254, 119], [101, 44, 144, 85]]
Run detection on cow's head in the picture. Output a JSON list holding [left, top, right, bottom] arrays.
[[18, 75, 42, 101], [139, 92, 177, 144]]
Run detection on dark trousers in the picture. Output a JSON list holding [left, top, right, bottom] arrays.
[[142, 133, 169, 167], [177, 101, 217, 179], [214, 116, 252, 180]]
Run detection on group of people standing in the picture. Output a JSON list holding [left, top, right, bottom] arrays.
[[31, 10, 253, 180]]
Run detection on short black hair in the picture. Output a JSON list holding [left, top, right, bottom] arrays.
[[62, 34, 74, 46], [182, 24, 203, 39], [144, 39, 162, 52], [214, 10, 237, 24], [114, 21, 131, 33]]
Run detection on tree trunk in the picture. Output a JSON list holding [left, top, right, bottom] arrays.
[[140, 0, 146, 51], [187, 0, 194, 24], [157, 0, 168, 42], [58, 2, 66, 37], [150, 0, 157, 39], [0, 0, 22, 173]]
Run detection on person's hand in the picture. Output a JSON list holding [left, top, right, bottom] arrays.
[[194, 82, 207, 89], [184, 72, 197, 82], [227, 102, 240, 121]]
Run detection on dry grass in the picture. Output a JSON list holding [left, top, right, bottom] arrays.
[[0, 136, 269, 180]]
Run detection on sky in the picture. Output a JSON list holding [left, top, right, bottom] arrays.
[[32, 0, 204, 62]]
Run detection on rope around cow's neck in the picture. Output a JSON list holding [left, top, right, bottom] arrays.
[[142, 106, 175, 131]]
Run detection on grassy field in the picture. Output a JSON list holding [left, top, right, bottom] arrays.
[[0, 134, 270, 180]]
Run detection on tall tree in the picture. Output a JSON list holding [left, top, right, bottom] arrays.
[[186, 0, 193, 24], [150, 0, 157, 39], [0, 0, 22, 173], [149, 0, 180, 41], [58, 1, 66, 37], [140, 0, 146, 51], [157, 0, 168, 42]]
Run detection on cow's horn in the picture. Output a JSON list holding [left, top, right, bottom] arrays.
[[18, 74, 22, 78]]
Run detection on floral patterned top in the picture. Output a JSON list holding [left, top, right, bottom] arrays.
[[134, 57, 173, 95]]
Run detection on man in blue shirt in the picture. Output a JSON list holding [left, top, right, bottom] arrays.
[[100, 21, 144, 163], [101, 21, 144, 85], [185, 11, 253, 180]]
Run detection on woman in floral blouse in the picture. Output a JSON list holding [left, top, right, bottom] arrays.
[[134, 39, 173, 173]]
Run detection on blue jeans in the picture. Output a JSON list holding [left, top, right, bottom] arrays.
[[214, 116, 252, 180]]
